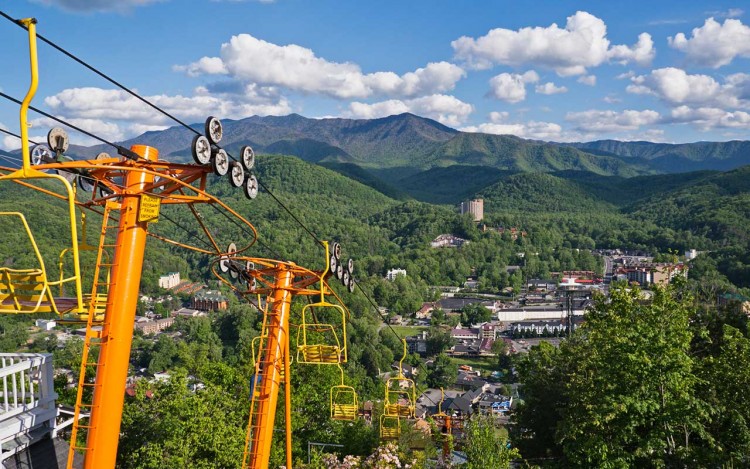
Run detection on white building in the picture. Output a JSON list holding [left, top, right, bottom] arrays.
[[386, 269, 406, 281], [158, 272, 181, 289], [35, 319, 56, 331]]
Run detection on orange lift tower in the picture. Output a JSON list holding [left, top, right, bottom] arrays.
[[6, 18, 260, 469], [211, 241, 356, 469]]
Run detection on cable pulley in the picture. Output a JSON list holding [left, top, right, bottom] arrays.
[[205, 116, 223, 145], [244, 174, 259, 199], [47, 127, 69, 153], [241, 145, 255, 171], [230, 162, 244, 188], [213, 148, 230, 176], [192, 135, 212, 165]]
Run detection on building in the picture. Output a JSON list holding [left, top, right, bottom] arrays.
[[459, 199, 483, 222], [617, 263, 688, 287], [174, 307, 206, 318], [406, 330, 429, 355], [35, 319, 56, 331], [480, 323, 497, 340], [385, 269, 406, 281], [430, 234, 468, 248], [191, 290, 228, 311], [451, 326, 479, 341], [134, 317, 175, 335], [158, 272, 181, 289]]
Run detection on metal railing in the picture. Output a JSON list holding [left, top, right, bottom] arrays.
[[0, 353, 57, 461]]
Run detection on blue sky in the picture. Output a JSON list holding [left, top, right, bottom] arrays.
[[3, 0, 750, 149]]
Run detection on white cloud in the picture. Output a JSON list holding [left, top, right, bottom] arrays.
[[620, 129, 668, 142], [459, 111, 564, 140], [173, 57, 228, 77], [461, 121, 564, 140], [626, 68, 750, 108], [177, 34, 465, 99], [488, 71, 539, 103], [603, 95, 622, 104], [535, 82, 568, 95], [451, 11, 654, 75], [668, 105, 750, 130], [39, 87, 292, 144], [44, 87, 291, 126], [578, 75, 597, 86], [346, 94, 473, 127], [705, 8, 744, 19], [1, 134, 18, 152], [608, 32, 655, 65], [30, 0, 164, 13], [669, 17, 750, 68], [566, 109, 661, 133]]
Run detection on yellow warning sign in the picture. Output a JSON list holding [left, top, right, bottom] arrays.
[[139, 194, 160, 223]]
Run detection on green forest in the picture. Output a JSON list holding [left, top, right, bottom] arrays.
[[1, 150, 750, 468]]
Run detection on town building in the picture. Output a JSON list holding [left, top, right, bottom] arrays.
[[405, 330, 429, 355], [35, 319, 56, 331], [191, 290, 228, 311], [430, 234, 468, 248], [134, 317, 175, 335], [173, 307, 206, 318], [385, 269, 406, 281], [459, 199, 483, 222], [615, 263, 688, 287], [158, 272, 181, 289]]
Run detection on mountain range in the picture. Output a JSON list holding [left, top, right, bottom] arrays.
[[8, 113, 750, 203]]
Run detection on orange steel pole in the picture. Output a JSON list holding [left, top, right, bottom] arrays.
[[84, 145, 157, 468], [250, 266, 294, 468], [284, 335, 293, 469]]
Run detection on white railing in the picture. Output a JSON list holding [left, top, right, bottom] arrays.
[[0, 353, 57, 461]]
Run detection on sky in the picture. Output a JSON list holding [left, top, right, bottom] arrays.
[[3, 0, 750, 150]]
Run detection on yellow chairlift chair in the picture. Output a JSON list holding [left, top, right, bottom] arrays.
[[384, 339, 416, 418], [380, 414, 401, 440], [296, 242, 348, 365], [330, 364, 358, 421]]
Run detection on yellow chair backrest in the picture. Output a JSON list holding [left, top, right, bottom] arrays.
[[296, 301, 347, 364], [0, 212, 55, 313]]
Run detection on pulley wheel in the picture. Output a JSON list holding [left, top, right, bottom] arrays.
[[219, 255, 230, 273], [47, 127, 69, 153], [30, 144, 52, 168], [244, 174, 259, 199], [205, 116, 223, 145], [348, 276, 355, 293], [329, 254, 338, 274], [78, 174, 96, 192], [213, 149, 229, 176], [342, 270, 350, 287], [331, 242, 341, 261], [229, 162, 244, 187], [191, 135, 211, 165], [347, 259, 354, 275], [240, 145, 255, 171], [336, 263, 343, 280]]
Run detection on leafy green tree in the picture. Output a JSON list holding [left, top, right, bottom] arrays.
[[464, 414, 519, 468], [696, 325, 750, 464], [460, 303, 493, 326], [426, 326, 454, 356], [513, 341, 566, 461], [426, 353, 458, 389], [118, 373, 245, 469], [560, 283, 705, 467]]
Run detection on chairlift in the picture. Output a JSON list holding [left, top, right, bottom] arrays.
[[384, 339, 416, 418], [380, 414, 401, 440], [296, 242, 348, 365], [330, 364, 358, 421]]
